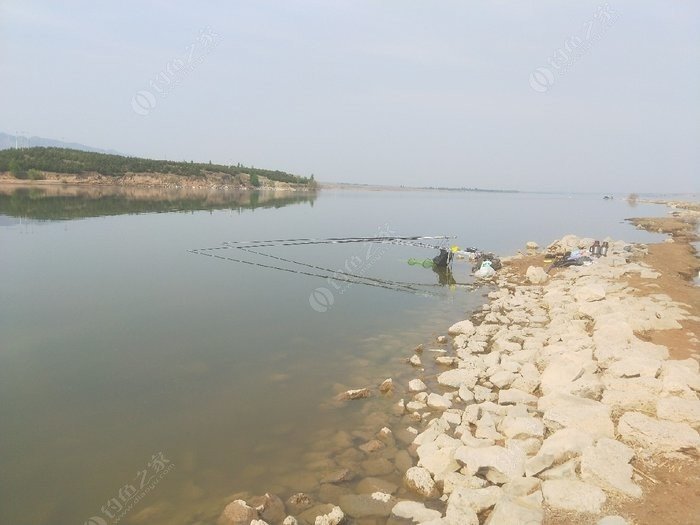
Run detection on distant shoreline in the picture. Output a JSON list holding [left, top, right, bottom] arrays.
[[0, 172, 312, 192], [320, 181, 520, 193]]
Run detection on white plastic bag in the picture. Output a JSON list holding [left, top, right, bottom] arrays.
[[474, 260, 496, 279]]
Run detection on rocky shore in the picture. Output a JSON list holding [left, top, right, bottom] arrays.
[[216, 202, 700, 525]]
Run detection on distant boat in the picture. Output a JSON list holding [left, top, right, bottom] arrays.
[[603, 195, 614, 200]]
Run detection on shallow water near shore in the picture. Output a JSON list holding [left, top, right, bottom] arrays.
[[0, 186, 668, 525]]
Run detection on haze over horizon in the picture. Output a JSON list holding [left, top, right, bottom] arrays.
[[1, 1, 698, 193]]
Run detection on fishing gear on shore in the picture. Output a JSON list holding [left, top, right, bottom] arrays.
[[189, 235, 485, 295]]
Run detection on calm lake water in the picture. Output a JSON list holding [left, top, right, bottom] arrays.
[[0, 185, 666, 525]]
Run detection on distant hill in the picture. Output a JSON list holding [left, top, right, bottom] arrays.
[[0, 147, 315, 187], [0, 132, 121, 155]]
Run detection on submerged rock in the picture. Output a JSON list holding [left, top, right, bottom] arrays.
[[338, 492, 396, 518], [218, 499, 259, 525], [286, 493, 313, 514], [379, 378, 394, 393], [319, 468, 354, 484], [335, 388, 370, 401], [249, 493, 286, 524], [356, 476, 398, 494]]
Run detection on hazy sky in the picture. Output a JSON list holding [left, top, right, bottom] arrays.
[[1, 1, 698, 192]]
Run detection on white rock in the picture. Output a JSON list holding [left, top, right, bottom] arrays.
[[442, 410, 463, 426], [409, 355, 422, 367], [452, 334, 469, 349], [660, 359, 700, 394], [427, 393, 453, 411], [283, 517, 298, 525], [391, 501, 441, 522], [608, 357, 661, 378], [484, 496, 544, 525], [438, 369, 478, 389], [442, 472, 488, 494], [445, 501, 479, 525], [601, 376, 661, 412], [537, 427, 595, 463], [524, 453, 554, 477], [455, 445, 525, 484], [542, 479, 606, 513], [526, 266, 548, 284], [540, 393, 614, 439], [417, 443, 460, 480], [446, 486, 501, 524], [538, 459, 578, 481], [575, 284, 606, 302], [404, 466, 439, 498], [501, 476, 541, 497], [500, 416, 545, 439], [314, 506, 344, 525], [580, 438, 641, 498], [448, 320, 476, 337], [473, 385, 495, 403], [458, 384, 475, 403], [408, 379, 427, 392], [617, 411, 700, 454], [526, 241, 539, 250], [656, 396, 700, 427], [499, 388, 538, 405], [406, 400, 427, 412], [509, 437, 543, 456], [490, 370, 517, 388], [251, 521, 269, 525], [436, 356, 459, 367]]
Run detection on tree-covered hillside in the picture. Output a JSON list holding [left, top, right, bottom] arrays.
[[0, 147, 314, 185]]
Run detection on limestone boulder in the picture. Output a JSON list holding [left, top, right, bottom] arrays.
[[542, 479, 606, 513], [448, 320, 476, 337], [391, 501, 441, 523], [580, 438, 642, 498], [656, 396, 700, 428], [455, 445, 526, 484], [539, 393, 614, 439], [617, 411, 700, 454]]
